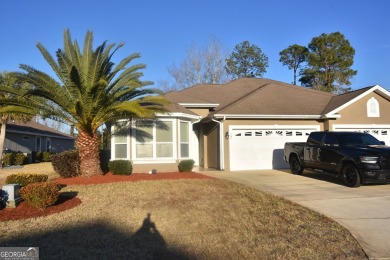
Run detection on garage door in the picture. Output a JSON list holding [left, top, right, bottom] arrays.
[[333, 125, 390, 145], [229, 125, 320, 171]]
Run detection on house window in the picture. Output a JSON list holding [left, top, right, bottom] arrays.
[[114, 121, 128, 159], [36, 137, 41, 152], [46, 138, 51, 152], [180, 121, 190, 158], [23, 136, 30, 140], [367, 97, 380, 117], [135, 120, 173, 159]]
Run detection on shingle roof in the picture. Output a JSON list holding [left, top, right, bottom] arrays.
[[164, 102, 199, 116], [164, 78, 388, 118], [6, 121, 75, 139]]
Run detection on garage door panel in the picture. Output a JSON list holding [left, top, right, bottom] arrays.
[[229, 127, 318, 171]]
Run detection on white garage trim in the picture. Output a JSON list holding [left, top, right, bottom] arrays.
[[228, 125, 320, 171]]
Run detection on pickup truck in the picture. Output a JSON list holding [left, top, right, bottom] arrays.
[[284, 131, 390, 187]]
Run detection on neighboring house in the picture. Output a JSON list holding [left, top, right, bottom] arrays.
[[2, 121, 75, 154], [111, 78, 390, 172]]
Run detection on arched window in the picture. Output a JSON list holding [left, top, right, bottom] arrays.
[[367, 97, 380, 117]]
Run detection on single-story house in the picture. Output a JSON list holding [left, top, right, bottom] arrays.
[[2, 120, 75, 154], [111, 78, 390, 172]]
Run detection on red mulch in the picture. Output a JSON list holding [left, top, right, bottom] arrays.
[[0, 172, 214, 221], [0, 195, 81, 222]]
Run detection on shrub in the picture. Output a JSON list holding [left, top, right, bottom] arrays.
[[20, 182, 60, 209], [51, 150, 81, 178], [108, 160, 132, 175], [2, 153, 13, 166], [32, 151, 43, 163], [5, 173, 48, 187], [42, 152, 54, 162], [178, 159, 195, 172], [14, 153, 27, 165]]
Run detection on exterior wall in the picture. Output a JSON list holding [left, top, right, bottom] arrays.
[[4, 132, 74, 153], [4, 133, 35, 153], [207, 126, 219, 169], [221, 119, 325, 171], [132, 163, 179, 173], [187, 108, 210, 118], [328, 92, 390, 129], [50, 138, 76, 153]]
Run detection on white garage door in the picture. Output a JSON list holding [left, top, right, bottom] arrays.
[[333, 124, 390, 145], [229, 125, 319, 171]]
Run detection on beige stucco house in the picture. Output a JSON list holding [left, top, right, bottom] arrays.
[[111, 78, 390, 172]]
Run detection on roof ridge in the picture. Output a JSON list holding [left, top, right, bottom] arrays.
[[172, 91, 216, 104], [213, 82, 270, 113]]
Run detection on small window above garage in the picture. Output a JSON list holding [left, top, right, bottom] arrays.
[[367, 97, 380, 117]]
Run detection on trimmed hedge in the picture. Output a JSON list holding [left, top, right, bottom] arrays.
[[51, 150, 81, 178], [2, 153, 27, 166], [42, 152, 54, 162], [5, 173, 48, 187], [14, 153, 27, 165], [20, 182, 60, 209], [108, 160, 132, 175], [178, 159, 195, 172], [2, 153, 13, 166]]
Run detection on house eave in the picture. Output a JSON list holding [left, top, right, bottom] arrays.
[[6, 129, 75, 140], [156, 112, 202, 120], [178, 103, 219, 108], [214, 114, 334, 119]]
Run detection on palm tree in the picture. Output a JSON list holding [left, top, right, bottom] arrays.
[[0, 72, 36, 167], [0, 30, 168, 176]]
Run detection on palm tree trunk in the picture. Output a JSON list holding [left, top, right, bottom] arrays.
[[0, 120, 6, 168], [77, 131, 103, 176]]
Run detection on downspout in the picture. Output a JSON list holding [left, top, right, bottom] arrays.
[[211, 117, 225, 170]]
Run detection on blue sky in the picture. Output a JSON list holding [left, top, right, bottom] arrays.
[[1, 0, 390, 90]]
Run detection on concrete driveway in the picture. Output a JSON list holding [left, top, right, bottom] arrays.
[[201, 169, 390, 259]]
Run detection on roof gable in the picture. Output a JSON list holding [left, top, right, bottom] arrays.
[[324, 85, 390, 116]]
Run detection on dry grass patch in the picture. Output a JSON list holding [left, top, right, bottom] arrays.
[[0, 163, 59, 186], [0, 179, 366, 259]]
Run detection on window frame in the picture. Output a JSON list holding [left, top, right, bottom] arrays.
[[113, 120, 130, 159], [367, 97, 380, 117], [132, 119, 176, 160], [179, 121, 191, 158]]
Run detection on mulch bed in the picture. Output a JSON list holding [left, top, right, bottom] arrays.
[[0, 172, 214, 221], [0, 194, 81, 222]]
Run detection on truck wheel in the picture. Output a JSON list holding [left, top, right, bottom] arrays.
[[342, 163, 361, 188], [289, 155, 303, 175]]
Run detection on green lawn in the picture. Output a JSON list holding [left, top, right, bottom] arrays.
[[0, 177, 366, 259]]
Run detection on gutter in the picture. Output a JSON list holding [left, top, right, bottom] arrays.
[[214, 114, 340, 119]]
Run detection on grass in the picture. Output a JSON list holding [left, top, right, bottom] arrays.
[[0, 162, 59, 186], [0, 172, 366, 259]]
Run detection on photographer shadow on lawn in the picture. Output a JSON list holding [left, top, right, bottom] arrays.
[[131, 213, 168, 256], [1, 212, 192, 259]]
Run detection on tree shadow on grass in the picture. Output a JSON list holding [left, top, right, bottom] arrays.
[[1, 213, 192, 260]]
